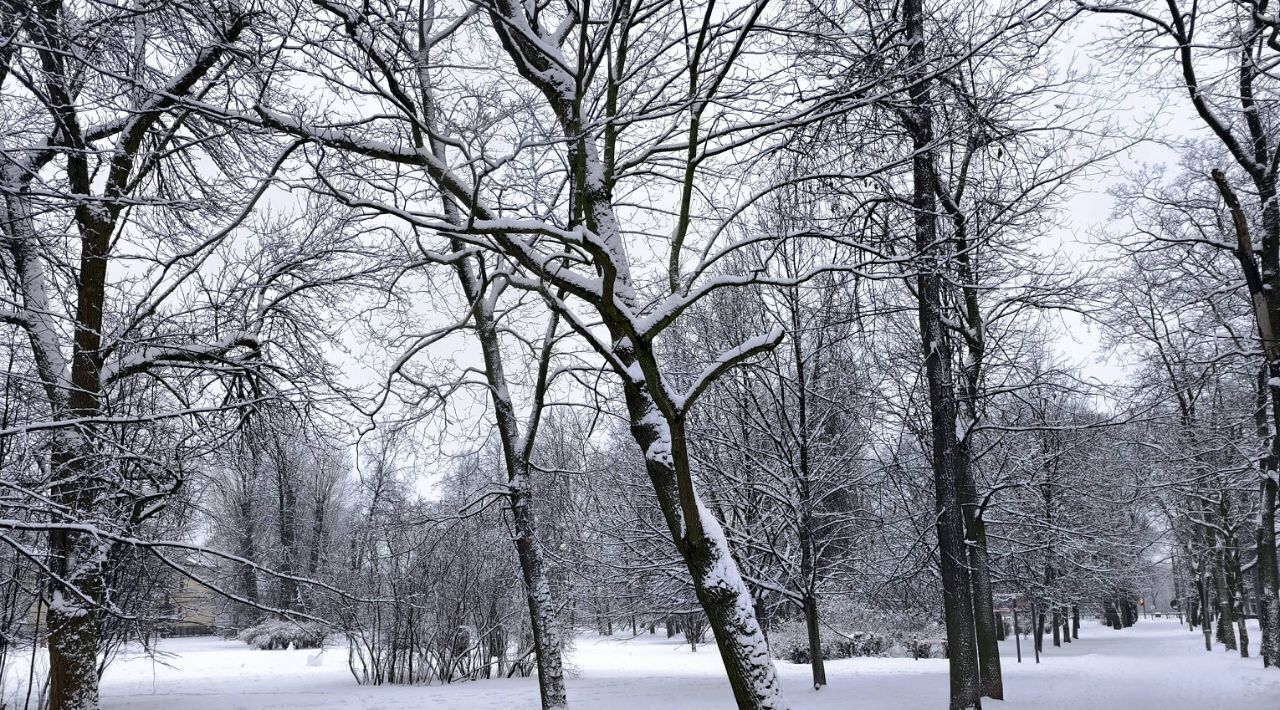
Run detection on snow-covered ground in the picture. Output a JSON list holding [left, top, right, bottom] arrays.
[[16, 618, 1278, 709]]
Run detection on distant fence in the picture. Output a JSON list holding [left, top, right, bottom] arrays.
[[158, 623, 216, 638]]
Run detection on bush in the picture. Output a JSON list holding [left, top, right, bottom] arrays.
[[831, 631, 892, 658], [768, 622, 832, 664], [902, 637, 948, 659], [237, 619, 328, 650], [768, 601, 950, 663]]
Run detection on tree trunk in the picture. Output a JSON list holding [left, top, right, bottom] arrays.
[[620, 381, 786, 710], [1071, 605, 1079, 639], [275, 459, 300, 611], [441, 160, 570, 707], [237, 502, 259, 626], [1199, 575, 1213, 651], [803, 595, 827, 690], [1259, 471, 1280, 667], [1215, 544, 1237, 651], [904, 0, 982, 704], [956, 445, 1002, 699], [1225, 532, 1249, 658], [1214, 170, 1280, 668], [46, 516, 103, 710], [511, 483, 569, 710]]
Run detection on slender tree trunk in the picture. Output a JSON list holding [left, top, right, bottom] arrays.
[[511, 482, 569, 710], [1199, 575, 1213, 651], [792, 324, 825, 691], [433, 92, 571, 702], [1071, 606, 1079, 639], [1216, 556, 1237, 651], [956, 444, 1002, 698], [275, 459, 299, 611], [237, 493, 259, 627], [802, 595, 827, 690], [1261, 477, 1280, 666], [754, 596, 769, 643], [469, 291, 569, 710], [620, 382, 786, 710]]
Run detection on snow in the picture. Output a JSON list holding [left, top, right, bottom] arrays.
[[5, 618, 1261, 710]]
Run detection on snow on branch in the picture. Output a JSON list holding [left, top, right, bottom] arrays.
[[673, 326, 784, 415], [99, 334, 261, 386]]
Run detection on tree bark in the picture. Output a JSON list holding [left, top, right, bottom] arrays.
[[620, 382, 787, 710], [1261, 476, 1280, 666], [904, 1, 982, 706], [46, 478, 104, 710], [956, 445, 1002, 698], [803, 595, 827, 690], [510, 483, 569, 710], [462, 264, 569, 710]]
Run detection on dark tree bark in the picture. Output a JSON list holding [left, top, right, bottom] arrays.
[[2, 6, 252, 707], [802, 595, 827, 690], [1261, 478, 1280, 666], [904, 0, 982, 706]]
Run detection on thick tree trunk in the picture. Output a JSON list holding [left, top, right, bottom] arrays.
[[1071, 605, 1079, 639], [1214, 541, 1237, 651], [1215, 171, 1280, 668], [46, 522, 103, 710], [1215, 584, 1234, 649], [1224, 534, 1249, 658], [904, 1, 981, 706]]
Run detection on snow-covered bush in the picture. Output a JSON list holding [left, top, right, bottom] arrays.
[[769, 601, 950, 662], [768, 622, 830, 664], [832, 631, 893, 658], [902, 637, 948, 659], [237, 619, 328, 650]]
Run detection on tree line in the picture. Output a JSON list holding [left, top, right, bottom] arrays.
[[1, 2, 1278, 710]]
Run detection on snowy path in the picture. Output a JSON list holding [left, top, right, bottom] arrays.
[[83, 618, 1277, 709]]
